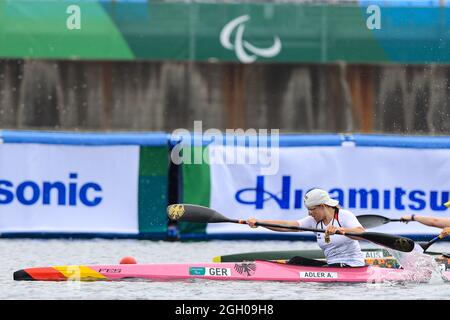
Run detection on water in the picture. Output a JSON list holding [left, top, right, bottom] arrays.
[[2, 239, 450, 300]]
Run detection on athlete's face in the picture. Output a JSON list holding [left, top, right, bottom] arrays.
[[307, 204, 326, 221]]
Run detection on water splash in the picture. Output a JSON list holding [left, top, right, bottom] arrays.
[[387, 243, 444, 284]]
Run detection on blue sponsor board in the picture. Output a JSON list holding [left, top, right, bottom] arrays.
[[236, 175, 449, 212], [0, 173, 102, 207]]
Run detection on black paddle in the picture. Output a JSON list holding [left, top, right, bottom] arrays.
[[167, 204, 415, 253], [356, 214, 404, 229], [356, 214, 447, 252], [420, 235, 443, 252]]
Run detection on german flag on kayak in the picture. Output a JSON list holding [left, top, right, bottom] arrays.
[[13, 266, 107, 281]]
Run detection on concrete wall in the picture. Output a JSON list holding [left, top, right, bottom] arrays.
[[0, 59, 449, 133]]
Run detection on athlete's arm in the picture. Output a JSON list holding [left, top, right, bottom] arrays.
[[402, 215, 450, 228], [247, 218, 301, 232], [440, 227, 450, 238], [325, 225, 365, 240], [343, 226, 365, 240]]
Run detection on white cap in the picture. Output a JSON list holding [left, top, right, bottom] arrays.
[[304, 188, 339, 208]]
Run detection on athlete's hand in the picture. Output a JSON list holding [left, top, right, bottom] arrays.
[[440, 227, 450, 239], [325, 225, 345, 235], [247, 217, 258, 228], [401, 215, 412, 223]]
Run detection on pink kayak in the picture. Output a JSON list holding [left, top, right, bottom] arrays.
[[13, 260, 444, 283]]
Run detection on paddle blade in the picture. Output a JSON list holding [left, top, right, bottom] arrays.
[[418, 235, 442, 252], [167, 204, 232, 223], [360, 232, 415, 252], [356, 215, 391, 229]]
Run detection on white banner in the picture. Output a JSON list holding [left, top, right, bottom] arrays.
[[0, 143, 139, 234], [208, 145, 450, 236]]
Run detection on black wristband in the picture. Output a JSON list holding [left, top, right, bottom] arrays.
[[411, 214, 415, 221]]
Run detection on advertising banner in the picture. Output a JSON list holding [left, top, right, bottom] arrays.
[[0, 143, 140, 234], [184, 145, 450, 237]]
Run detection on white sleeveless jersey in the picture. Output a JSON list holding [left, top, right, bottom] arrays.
[[297, 209, 366, 267]]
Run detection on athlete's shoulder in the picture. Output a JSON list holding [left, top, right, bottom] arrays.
[[297, 215, 315, 227], [338, 208, 355, 216], [337, 208, 362, 226], [337, 208, 358, 219]]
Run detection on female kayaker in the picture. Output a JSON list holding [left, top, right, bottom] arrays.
[[401, 214, 450, 238], [247, 188, 366, 267]]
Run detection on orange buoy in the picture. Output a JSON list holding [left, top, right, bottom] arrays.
[[119, 256, 137, 264]]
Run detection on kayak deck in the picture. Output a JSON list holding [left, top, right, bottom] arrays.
[[213, 248, 443, 263], [13, 260, 440, 283], [213, 249, 450, 271]]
